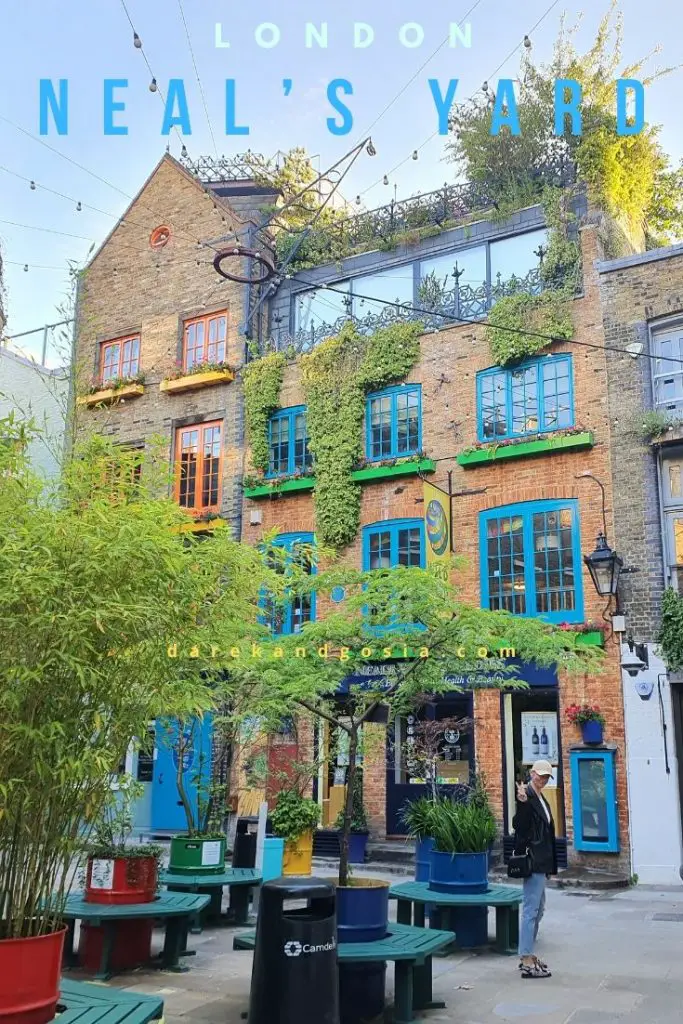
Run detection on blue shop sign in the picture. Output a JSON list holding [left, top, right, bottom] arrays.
[[445, 658, 558, 690]]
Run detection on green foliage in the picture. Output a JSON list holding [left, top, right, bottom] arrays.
[[301, 321, 422, 548], [423, 797, 497, 854], [658, 588, 683, 672], [271, 789, 320, 843], [243, 352, 286, 472], [417, 271, 451, 312], [638, 409, 681, 442], [540, 188, 581, 289], [446, 3, 679, 248], [334, 774, 369, 833], [485, 288, 574, 367], [400, 796, 436, 840], [0, 421, 272, 939], [645, 159, 683, 247]]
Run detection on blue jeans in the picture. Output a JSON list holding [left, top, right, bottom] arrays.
[[518, 872, 546, 956]]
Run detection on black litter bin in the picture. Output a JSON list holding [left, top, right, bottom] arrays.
[[248, 877, 339, 1024], [233, 831, 257, 868]]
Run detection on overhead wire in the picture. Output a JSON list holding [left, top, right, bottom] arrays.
[[176, 0, 219, 159]]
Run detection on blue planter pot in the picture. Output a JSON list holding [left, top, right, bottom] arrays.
[[347, 832, 369, 865], [429, 850, 488, 895], [337, 881, 389, 943], [581, 719, 604, 745], [261, 837, 284, 881], [415, 837, 435, 882]]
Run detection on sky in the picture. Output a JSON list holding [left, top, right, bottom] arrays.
[[0, 0, 681, 363]]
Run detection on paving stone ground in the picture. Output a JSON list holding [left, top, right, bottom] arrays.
[[66, 883, 683, 1023]]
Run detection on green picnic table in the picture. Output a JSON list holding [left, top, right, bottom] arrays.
[[234, 921, 455, 1024], [57, 978, 163, 1023], [60, 891, 210, 980], [389, 880, 522, 955], [160, 866, 262, 931]]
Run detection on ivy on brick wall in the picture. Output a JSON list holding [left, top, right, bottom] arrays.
[[485, 287, 574, 367], [301, 321, 422, 549], [658, 587, 683, 672], [242, 352, 286, 472]]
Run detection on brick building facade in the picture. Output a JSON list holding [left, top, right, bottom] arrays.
[[244, 207, 630, 875], [597, 244, 683, 884]]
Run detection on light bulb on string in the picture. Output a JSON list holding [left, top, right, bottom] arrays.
[[383, 175, 389, 185], [23, 264, 28, 272], [366, 140, 376, 156], [355, 195, 361, 205], [76, 202, 82, 212], [181, 145, 188, 158], [523, 35, 532, 49], [149, 78, 158, 93], [30, 181, 36, 190], [412, 150, 418, 160], [133, 32, 142, 49]]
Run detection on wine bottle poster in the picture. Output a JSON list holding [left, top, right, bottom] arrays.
[[521, 711, 558, 772]]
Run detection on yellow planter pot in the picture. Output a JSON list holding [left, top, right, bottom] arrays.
[[160, 369, 235, 394], [77, 384, 144, 407], [282, 832, 314, 876]]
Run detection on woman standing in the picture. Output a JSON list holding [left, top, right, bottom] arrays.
[[513, 759, 557, 979]]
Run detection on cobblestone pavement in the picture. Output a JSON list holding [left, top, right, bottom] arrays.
[[68, 883, 683, 1023]]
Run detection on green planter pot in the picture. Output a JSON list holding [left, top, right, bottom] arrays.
[[168, 836, 226, 874]]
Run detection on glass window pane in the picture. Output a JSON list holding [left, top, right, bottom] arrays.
[[490, 229, 547, 286], [269, 415, 290, 475], [486, 515, 526, 614], [578, 759, 609, 842], [353, 265, 413, 317], [421, 246, 487, 293], [295, 282, 350, 333], [533, 508, 576, 614], [669, 464, 682, 498], [368, 531, 392, 569], [481, 372, 507, 439]]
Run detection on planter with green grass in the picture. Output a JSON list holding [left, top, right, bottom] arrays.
[[400, 796, 436, 883], [427, 798, 496, 895]]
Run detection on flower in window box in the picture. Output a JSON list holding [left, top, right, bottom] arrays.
[[565, 703, 605, 726], [167, 359, 234, 381], [87, 372, 145, 394]]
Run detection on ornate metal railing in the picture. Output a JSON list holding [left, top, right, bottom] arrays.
[[180, 152, 283, 183], [268, 265, 565, 355]]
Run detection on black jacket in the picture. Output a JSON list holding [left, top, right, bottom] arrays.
[[512, 784, 558, 875]]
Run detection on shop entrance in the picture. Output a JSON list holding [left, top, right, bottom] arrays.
[[386, 695, 473, 836], [502, 688, 567, 864]]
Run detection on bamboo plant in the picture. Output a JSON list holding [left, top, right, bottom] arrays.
[[0, 424, 273, 939]]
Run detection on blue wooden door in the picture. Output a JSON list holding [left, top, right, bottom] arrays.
[[151, 716, 213, 833]]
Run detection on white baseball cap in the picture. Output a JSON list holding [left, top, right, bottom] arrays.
[[531, 760, 554, 778]]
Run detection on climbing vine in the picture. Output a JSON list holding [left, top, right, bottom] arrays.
[[301, 321, 422, 549], [242, 352, 286, 472], [658, 588, 683, 671], [485, 288, 574, 368]]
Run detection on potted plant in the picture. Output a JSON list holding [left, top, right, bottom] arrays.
[[0, 427, 272, 1024], [566, 703, 606, 745], [334, 774, 369, 865], [271, 788, 320, 875], [427, 797, 496, 894], [400, 796, 436, 882], [84, 778, 161, 905], [167, 718, 229, 874]]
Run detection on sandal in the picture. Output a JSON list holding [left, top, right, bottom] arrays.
[[519, 957, 548, 970], [521, 959, 552, 979]]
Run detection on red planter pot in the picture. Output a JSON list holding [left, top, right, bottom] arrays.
[[79, 920, 153, 974], [85, 855, 157, 905], [0, 927, 66, 1024]]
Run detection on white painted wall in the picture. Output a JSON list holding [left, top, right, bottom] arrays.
[[622, 642, 683, 886], [0, 345, 69, 480]]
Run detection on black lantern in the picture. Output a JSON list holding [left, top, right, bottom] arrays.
[[583, 532, 623, 597]]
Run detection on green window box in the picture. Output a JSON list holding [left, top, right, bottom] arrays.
[[243, 477, 316, 499], [243, 459, 436, 499], [457, 431, 594, 467], [575, 630, 604, 647]]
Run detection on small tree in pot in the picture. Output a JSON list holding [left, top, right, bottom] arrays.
[[334, 773, 369, 864]]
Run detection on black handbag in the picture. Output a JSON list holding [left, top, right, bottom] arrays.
[[507, 848, 532, 879]]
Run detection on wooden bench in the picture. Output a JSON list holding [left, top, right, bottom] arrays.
[[233, 921, 455, 1024], [389, 881, 522, 955], [57, 978, 163, 1023], [61, 891, 210, 980], [160, 867, 261, 931]]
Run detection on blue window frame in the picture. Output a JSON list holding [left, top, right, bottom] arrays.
[[479, 500, 584, 624], [362, 518, 425, 570], [570, 749, 619, 853], [262, 532, 316, 636], [366, 385, 422, 460], [476, 355, 574, 442], [267, 407, 312, 477]]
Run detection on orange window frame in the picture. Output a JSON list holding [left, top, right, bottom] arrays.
[[174, 420, 223, 515], [99, 335, 141, 384], [182, 311, 228, 372]]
